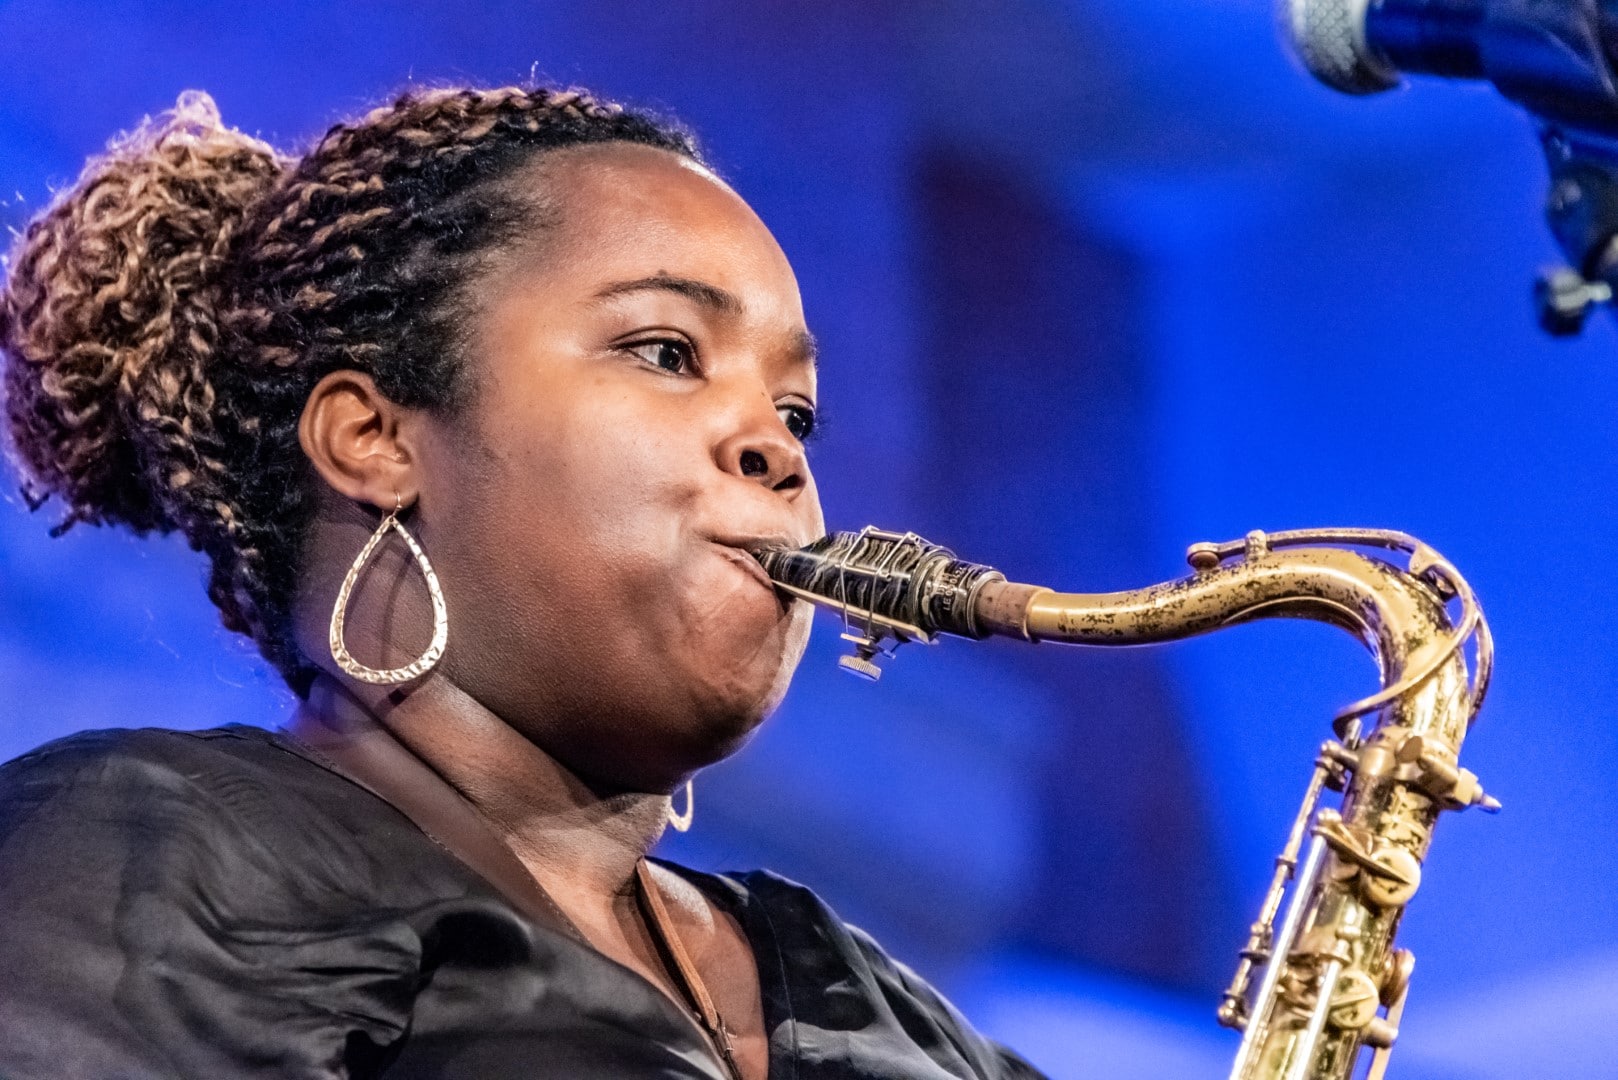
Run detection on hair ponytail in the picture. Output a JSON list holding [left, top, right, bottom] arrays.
[[1, 91, 283, 537]]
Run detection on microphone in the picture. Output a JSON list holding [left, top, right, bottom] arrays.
[[1282, 0, 1478, 96], [1282, 0, 1618, 128], [1281, 0, 1618, 334]]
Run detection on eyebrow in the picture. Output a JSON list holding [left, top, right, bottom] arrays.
[[593, 273, 744, 316], [789, 329, 820, 370], [594, 273, 819, 370]]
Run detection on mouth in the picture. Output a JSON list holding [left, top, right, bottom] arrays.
[[708, 536, 801, 600]]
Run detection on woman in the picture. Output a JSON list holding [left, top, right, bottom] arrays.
[[0, 86, 1043, 1079]]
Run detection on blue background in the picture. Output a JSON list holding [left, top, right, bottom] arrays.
[[2, 2, 1615, 1076]]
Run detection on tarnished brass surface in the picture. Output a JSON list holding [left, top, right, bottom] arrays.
[[758, 526, 1494, 1080]]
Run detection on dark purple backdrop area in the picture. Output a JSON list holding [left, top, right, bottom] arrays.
[[3, 2, 1616, 1076]]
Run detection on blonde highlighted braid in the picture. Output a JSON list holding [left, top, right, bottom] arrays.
[[0, 85, 698, 694]]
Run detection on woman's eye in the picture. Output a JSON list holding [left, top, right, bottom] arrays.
[[779, 403, 817, 442], [626, 339, 694, 374]]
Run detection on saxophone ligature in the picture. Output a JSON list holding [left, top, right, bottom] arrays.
[[756, 526, 1496, 1080]]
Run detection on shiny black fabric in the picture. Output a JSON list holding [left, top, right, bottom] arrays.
[[0, 725, 1043, 1080]]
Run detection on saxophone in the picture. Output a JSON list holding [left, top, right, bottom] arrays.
[[757, 526, 1496, 1080]]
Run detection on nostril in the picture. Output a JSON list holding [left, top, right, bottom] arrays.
[[739, 450, 769, 477]]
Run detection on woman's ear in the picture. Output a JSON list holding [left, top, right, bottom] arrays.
[[298, 371, 419, 509]]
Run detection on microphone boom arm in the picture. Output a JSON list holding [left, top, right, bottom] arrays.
[[1284, 0, 1618, 334]]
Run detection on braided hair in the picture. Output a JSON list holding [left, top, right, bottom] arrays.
[[0, 86, 699, 695]]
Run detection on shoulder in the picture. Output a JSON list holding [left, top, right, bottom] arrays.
[[0, 723, 380, 865], [3, 721, 293, 781], [2, 723, 262, 807], [2, 724, 317, 819], [0, 726, 436, 1076]]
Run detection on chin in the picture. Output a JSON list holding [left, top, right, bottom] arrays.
[[681, 665, 791, 763], [679, 610, 810, 766]]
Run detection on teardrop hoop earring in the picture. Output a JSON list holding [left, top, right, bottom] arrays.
[[667, 779, 695, 832], [329, 495, 449, 685]]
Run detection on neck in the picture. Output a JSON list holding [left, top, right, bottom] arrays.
[[290, 671, 671, 906]]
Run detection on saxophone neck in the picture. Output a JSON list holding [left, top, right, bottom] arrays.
[[990, 546, 1425, 648], [977, 529, 1490, 740]]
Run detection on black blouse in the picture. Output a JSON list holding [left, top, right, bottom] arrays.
[[0, 724, 1043, 1079]]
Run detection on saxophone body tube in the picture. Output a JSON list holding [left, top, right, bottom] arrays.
[[755, 526, 1495, 1080]]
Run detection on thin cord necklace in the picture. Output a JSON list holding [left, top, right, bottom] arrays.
[[519, 857, 744, 1080], [501, 855, 744, 1079], [633, 859, 745, 1080]]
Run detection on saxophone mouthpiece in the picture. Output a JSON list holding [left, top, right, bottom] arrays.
[[753, 529, 1007, 678]]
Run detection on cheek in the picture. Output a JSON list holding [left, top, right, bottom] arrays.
[[422, 391, 694, 665], [490, 381, 700, 569]]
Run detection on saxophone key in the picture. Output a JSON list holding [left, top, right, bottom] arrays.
[[1325, 969, 1381, 1032]]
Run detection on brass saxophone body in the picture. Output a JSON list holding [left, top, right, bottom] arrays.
[[757, 526, 1496, 1080]]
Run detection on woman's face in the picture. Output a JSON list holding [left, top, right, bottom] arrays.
[[415, 143, 822, 792]]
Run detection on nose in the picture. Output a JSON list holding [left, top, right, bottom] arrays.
[[714, 392, 809, 497]]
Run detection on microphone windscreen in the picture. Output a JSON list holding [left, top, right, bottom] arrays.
[[1279, 0, 1402, 94]]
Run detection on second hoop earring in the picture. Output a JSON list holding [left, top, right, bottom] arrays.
[[667, 779, 695, 832], [329, 497, 449, 685]]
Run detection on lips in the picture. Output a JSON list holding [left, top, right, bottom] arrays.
[[709, 533, 802, 555], [706, 536, 803, 604]]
